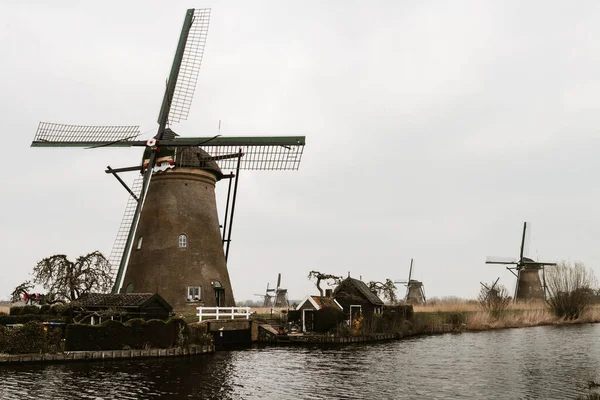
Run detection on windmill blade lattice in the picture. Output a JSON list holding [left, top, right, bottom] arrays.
[[108, 177, 143, 281], [33, 122, 140, 147], [521, 222, 532, 258], [175, 137, 305, 170], [166, 8, 211, 124]]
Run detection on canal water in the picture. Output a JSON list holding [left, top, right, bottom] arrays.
[[1, 324, 600, 399]]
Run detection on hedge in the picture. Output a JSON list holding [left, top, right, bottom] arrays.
[[64, 318, 204, 351], [9, 304, 75, 317], [0, 322, 62, 354], [0, 314, 68, 325]]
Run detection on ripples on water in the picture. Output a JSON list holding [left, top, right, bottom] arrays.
[[1, 324, 600, 399]]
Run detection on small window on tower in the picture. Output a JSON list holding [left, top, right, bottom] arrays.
[[187, 286, 201, 302], [136, 236, 143, 250], [178, 234, 187, 248]]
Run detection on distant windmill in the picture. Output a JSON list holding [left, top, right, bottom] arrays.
[[486, 222, 556, 300], [254, 282, 275, 307], [273, 273, 289, 308], [479, 277, 501, 301], [394, 259, 426, 305]]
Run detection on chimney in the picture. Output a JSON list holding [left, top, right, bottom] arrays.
[[325, 289, 333, 298]]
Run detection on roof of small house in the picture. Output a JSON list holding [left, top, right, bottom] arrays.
[[296, 295, 343, 311], [333, 277, 385, 306], [74, 293, 172, 311]]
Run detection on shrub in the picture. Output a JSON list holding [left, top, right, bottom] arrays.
[[125, 318, 146, 349], [0, 322, 60, 354], [546, 262, 597, 319], [143, 319, 169, 348], [21, 305, 40, 315], [0, 314, 68, 325], [65, 318, 193, 351], [99, 320, 131, 350], [188, 323, 211, 345], [65, 323, 99, 351], [478, 282, 511, 318], [52, 304, 69, 316], [373, 305, 414, 333], [9, 306, 23, 316], [166, 318, 188, 348], [39, 305, 52, 314], [0, 325, 6, 350]]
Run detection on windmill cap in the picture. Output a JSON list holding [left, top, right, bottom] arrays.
[[175, 146, 223, 180], [145, 144, 224, 180]]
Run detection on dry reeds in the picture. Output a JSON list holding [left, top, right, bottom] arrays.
[[413, 299, 548, 313], [412, 298, 600, 333]]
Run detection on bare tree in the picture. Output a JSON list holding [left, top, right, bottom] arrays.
[[545, 261, 597, 319], [10, 281, 34, 303], [12, 251, 113, 303], [478, 282, 511, 317], [307, 271, 342, 297], [368, 279, 398, 304]]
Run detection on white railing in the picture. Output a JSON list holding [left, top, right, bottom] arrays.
[[197, 307, 251, 322]]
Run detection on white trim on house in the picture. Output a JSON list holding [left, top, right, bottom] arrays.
[[296, 295, 344, 312], [296, 295, 321, 311], [333, 298, 343, 310]]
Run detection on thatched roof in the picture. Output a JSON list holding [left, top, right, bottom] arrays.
[[333, 277, 384, 306]]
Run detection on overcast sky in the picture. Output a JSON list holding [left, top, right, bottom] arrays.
[[2, 1, 600, 303]]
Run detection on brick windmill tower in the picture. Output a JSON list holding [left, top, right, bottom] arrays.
[[486, 222, 556, 300], [30, 9, 305, 311], [395, 258, 426, 305]]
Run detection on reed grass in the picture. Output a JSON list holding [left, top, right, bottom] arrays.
[[414, 299, 548, 313], [412, 299, 600, 333]]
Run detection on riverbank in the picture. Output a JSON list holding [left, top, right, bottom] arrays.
[[0, 344, 215, 364], [413, 301, 600, 333], [257, 301, 600, 345]]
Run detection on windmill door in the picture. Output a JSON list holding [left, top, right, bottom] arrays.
[[213, 281, 225, 307], [215, 289, 225, 306]]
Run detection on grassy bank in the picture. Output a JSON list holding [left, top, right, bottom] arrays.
[[409, 300, 600, 335]]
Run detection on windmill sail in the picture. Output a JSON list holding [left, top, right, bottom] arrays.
[[167, 8, 211, 124], [521, 221, 532, 259], [108, 177, 143, 283], [174, 136, 306, 171], [486, 256, 518, 264], [32, 122, 140, 147]]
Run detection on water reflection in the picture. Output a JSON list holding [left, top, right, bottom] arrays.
[[1, 324, 600, 399]]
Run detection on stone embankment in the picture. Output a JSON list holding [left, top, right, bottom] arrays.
[[0, 344, 214, 364]]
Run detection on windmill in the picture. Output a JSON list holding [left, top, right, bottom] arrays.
[[273, 273, 289, 308], [394, 258, 426, 305], [486, 222, 556, 301], [254, 282, 275, 307], [30, 9, 305, 311], [479, 277, 501, 301]]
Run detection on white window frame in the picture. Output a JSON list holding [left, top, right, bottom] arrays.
[[187, 286, 201, 302], [178, 234, 187, 248]]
